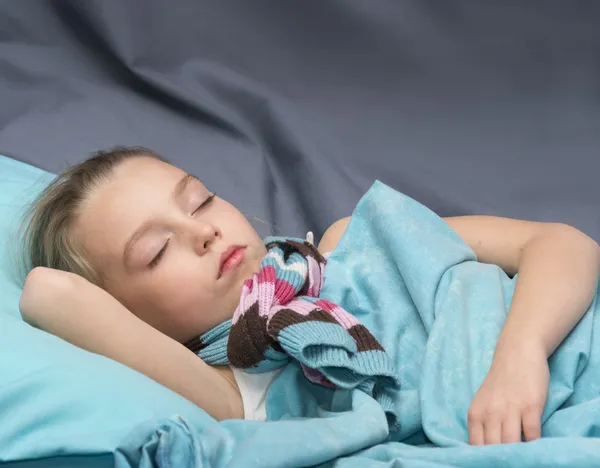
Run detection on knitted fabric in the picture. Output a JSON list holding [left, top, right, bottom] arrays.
[[185, 236, 401, 428]]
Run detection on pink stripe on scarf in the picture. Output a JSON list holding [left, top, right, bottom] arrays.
[[315, 299, 360, 328], [306, 256, 324, 297], [274, 279, 297, 305]]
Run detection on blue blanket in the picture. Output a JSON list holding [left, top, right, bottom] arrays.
[[116, 181, 600, 467]]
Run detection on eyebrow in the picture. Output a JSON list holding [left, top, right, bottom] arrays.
[[174, 173, 199, 199], [122, 173, 200, 265]]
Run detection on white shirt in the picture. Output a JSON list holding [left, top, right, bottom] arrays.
[[231, 368, 284, 420]]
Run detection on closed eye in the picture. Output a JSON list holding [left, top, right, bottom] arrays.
[[148, 194, 215, 269], [148, 238, 170, 268], [192, 193, 216, 216]]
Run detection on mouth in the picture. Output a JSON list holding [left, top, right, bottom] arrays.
[[218, 245, 247, 279]]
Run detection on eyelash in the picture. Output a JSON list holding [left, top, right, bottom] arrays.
[[191, 193, 216, 216], [149, 238, 170, 268], [148, 193, 216, 269]]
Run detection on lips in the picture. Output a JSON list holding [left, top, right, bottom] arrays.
[[218, 245, 247, 278]]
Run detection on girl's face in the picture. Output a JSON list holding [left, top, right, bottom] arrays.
[[74, 156, 267, 343]]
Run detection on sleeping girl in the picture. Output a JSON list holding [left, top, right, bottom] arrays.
[[18, 146, 599, 446]]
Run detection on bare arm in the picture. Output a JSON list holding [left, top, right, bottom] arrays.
[[445, 216, 599, 444], [445, 216, 599, 350], [320, 215, 599, 361], [19, 267, 242, 421], [444, 216, 600, 359], [321, 214, 600, 444]]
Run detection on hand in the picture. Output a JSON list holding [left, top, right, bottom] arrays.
[[467, 343, 549, 445]]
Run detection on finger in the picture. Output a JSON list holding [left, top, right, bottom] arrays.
[[484, 418, 502, 445], [469, 420, 485, 446], [522, 406, 542, 441], [501, 409, 522, 444]]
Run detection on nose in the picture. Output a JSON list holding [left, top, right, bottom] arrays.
[[192, 221, 221, 255]]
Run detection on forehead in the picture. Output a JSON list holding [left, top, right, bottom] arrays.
[[74, 157, 187, 264], [107, 156, 183, 187]]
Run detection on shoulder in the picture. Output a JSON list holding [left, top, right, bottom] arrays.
[[317, 217, 351, 254]]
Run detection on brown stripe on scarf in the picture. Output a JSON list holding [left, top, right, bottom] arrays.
[[268, 308, 339, 337], [287, 240, 327, 264], [267, 310, 384, 352], [348, 324, 385, 352], [228, 302, 277, 368], [184, 335, 205, 354]]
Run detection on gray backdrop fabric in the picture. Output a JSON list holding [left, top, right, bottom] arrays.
[[1, 0, 599, 240]]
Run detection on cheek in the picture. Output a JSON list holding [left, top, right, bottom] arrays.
[[127, 264, 216, 340], [154, 264, 214, 316], [220, 204, 262, 240]]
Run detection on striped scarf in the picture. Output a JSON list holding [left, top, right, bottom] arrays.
[[185, 237, 400, 429]]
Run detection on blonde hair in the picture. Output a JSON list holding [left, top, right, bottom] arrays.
[[19, 146, 166, 284]]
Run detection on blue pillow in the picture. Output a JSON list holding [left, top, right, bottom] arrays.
[[0, 155, 217, 465], [0, 155, 53, 318]]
